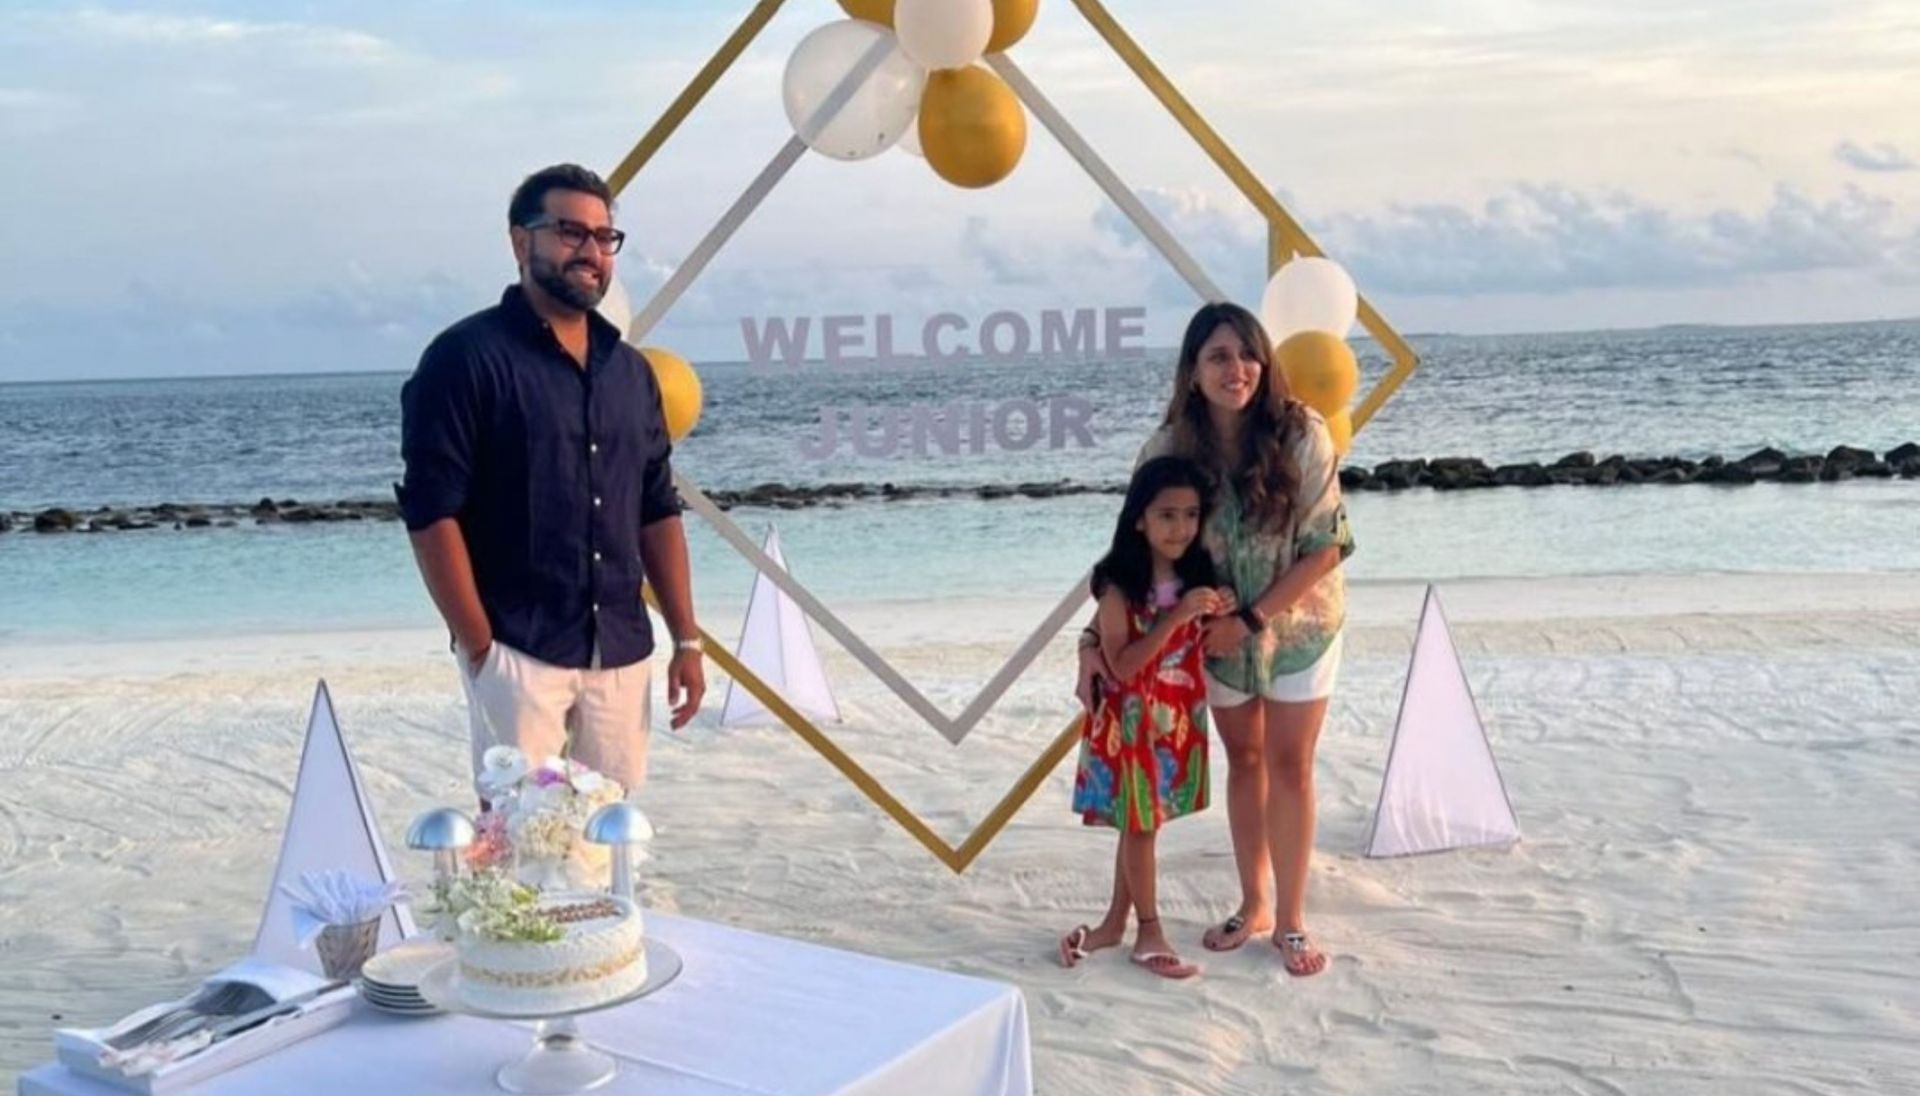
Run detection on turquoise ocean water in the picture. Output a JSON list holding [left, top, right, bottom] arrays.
[[3, 321, 1917, 644]]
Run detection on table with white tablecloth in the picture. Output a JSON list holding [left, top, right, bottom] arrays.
[[19, 912, 1033, 1096]]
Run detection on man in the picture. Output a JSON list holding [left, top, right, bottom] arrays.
[[397, 163, 703, 795]]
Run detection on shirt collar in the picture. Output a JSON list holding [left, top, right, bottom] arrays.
[[500, 283, 623, 369]]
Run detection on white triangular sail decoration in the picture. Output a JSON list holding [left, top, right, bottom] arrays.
[[1365, 587, 1520, 858], [252, 682, 416, 970], [722, 526, 842, 727]]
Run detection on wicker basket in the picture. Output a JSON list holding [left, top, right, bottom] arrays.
[[315, 917, 382, 980]]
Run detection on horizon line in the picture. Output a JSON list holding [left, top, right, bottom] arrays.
[[2, 313, 1915, 388]]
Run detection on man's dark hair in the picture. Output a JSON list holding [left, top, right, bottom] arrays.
[[508, 164, 614, 227]]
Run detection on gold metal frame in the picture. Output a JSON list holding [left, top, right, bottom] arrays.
[[624, 0, 1417, 871]]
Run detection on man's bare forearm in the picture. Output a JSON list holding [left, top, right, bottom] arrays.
[[409, 518, 492, 655], [639, 516, 698, 642]]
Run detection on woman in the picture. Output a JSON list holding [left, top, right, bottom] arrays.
[[1076, 301, 1354, 976]]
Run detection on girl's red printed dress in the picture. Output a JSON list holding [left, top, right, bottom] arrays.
[[1071, 581, 1211, 832]]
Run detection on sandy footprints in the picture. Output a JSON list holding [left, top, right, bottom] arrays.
[[0, 797, 29, 867], [1, 692, 170, 768], [0, 702, 80, 768], [1005, 863, 1090, 911], [1325, 1006, 1439, 1044], [1644, 949, 1700, 1021], [381, 709, 467, 747], [1112, 1031, 1214, 1080], [1510, 1054, 1632, 1096], [1417, 887, 1543, 914]]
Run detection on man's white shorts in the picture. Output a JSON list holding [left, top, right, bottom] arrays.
[[457, 641, 652, 793]]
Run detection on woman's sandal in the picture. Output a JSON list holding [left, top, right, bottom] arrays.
[[1276, 931, 1328, 977], [1202, 914, 1253, 952], [1057, 925, 1091, 969]]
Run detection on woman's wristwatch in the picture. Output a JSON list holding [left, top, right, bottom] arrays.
[[1236, 604, 1267, 633], [674, 638, 704, 654], [1077, 626, 1100, 651]]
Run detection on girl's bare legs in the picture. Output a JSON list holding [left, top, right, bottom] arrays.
[[1080, 837, 1132, 951], [1122, 828, 1199, 977], [1263, 696, 1330, 975], [1120, 829, 1172, 956], [1202, 697, 1274, 949]]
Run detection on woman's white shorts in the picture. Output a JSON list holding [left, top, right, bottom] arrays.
[[1204, 631, 1344, 708]]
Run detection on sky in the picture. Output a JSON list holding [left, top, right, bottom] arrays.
[[1, 0, 1917, 381]]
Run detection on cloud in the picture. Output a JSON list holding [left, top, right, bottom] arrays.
[[1079, 175, 1920, 309], [1834, 139, 1915, 173], [960, 216, 1052, 287], [276, 266, 478, 334], [0, 84, 77, 135], [1319, 183, 1919, 295], [0, 7, 516, 138], [0, 267, 490, 379], [14, 9, 401, 68], [1090, 186, 1266, 306], [1891, 227, 1920, 286], [886, 266, 939, 293], [0, 86, 57, 107]]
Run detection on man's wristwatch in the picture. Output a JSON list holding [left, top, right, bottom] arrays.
[[673, 638, 703, 654]]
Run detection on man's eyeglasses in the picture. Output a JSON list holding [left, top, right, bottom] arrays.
[[523, 217, 627, 255]]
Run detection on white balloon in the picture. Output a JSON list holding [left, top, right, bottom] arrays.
[[596, 276, 632, 340], [782, 20, 927, 162], [895, 0, 993, 71], [1260, 257, 1359, 342]]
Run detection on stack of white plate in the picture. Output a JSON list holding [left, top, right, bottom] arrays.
[[357, 939, 454, 1016]]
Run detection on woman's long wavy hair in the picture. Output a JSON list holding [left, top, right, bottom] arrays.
[[1160, 301, 1308, 534]]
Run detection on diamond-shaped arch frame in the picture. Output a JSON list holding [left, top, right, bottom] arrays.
[[621, 0, 1419, 872]]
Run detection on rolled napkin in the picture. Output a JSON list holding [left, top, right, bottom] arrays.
[[99, 1026, 213, 1077], [277, 870, 407, 949]]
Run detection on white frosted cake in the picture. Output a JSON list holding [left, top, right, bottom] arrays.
[[455, 893, 647, 1014]]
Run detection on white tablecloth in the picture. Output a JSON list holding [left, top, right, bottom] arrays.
[[19, 912, 1032, 1096]]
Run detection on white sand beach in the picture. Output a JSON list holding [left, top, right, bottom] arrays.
[[3, 571, 1918, 1094]]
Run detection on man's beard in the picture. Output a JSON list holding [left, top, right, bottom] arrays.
[[530, 254, 607, 312]]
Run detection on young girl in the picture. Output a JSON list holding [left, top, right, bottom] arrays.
[[1058, 456, 1232, 979]]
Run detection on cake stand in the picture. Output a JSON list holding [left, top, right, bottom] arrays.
[[418, 939, 682, 1094]]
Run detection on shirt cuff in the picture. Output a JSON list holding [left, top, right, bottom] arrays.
[[394, 479, 466, 532], [639, 492, 686, 527]]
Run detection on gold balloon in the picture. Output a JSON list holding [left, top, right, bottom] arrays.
[[919, 68, 1027, 189], [986, 0, 1039, 53], [836, 0, 895, 26], [641, 346, 704, 441], [1324, 410, 1354, 457], [1274, 330, 1360, 419]]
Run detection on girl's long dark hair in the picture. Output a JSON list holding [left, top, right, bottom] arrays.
[[1090, 456, 1220, 608], [1161, 301, 1309, 533]]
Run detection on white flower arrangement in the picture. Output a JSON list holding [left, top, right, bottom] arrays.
[[477, 745, 530, 791], [467, 746, 628, 891], [426, 869, 562, 943]]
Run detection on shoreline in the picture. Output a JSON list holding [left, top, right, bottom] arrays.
[[9, 569, 1920, 682], [6, 444, 1918, 533]]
